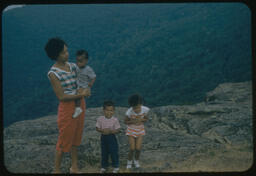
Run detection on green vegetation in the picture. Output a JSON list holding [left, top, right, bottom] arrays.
[[2, 3, 252, 127]]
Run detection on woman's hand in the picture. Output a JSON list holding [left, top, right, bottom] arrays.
[[77, 88, 83, 94], [77, 88, 91, 97], [85, 89, 91, 97], [83, 88, 91, 97]]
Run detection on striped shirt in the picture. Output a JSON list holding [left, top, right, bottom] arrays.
[[75, 65, 96, 89], [96, 116, 121, 131], [125, 106, 150, 137], [47, 62, 77, 95]]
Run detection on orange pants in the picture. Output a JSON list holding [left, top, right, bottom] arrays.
[[56, 98, 86, 152]]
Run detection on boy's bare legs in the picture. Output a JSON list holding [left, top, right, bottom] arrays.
[[75, 99, 81, 107], [74, 99, 81, 109], [73, 88, 91, 118], [53, 150, 63, 173], [70, 146, 80, 173], [73, 99, 82, 118]]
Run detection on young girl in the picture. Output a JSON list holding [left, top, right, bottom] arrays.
[[124, 94, 150, 169]]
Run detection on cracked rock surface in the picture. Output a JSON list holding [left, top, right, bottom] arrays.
[[4, 81, 253, 173]]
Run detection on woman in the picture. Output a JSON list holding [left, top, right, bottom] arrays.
[[45, 37, 90, 173]]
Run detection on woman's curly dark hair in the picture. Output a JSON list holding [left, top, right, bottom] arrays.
[[44, 37, 67, 60]]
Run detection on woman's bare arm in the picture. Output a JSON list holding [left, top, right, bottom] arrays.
[[49, 73, 88, 101]]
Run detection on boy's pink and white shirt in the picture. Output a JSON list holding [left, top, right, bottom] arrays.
[[96, 116, 121, 130]]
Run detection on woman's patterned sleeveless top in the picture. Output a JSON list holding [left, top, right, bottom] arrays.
[[48, 62, 77, 95]]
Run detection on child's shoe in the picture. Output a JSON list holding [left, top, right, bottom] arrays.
[[126, 160, 132, 169], [134, 160, 140, 168], [112, 168, 119, 173], [100, 168, 106, 173], [72, 107, 83, 118]]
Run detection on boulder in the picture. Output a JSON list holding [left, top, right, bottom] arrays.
[[4, 81, 253, 173]]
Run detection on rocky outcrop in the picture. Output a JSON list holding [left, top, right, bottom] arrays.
[[4, 81, 253, 173]]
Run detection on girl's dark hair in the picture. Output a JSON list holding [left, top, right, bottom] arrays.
[[44, 37, 67, 60], [128, 94, 143, 107], [76, 49, 89, 59], [103, 100, 115, 109]]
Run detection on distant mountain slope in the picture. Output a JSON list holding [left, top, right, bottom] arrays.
[[4, 81, 253, 173], [2, 3, 251, 127]]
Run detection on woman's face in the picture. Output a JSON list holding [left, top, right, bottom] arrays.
[[57, 45, 69, 62]]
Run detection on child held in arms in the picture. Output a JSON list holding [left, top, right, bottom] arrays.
[[124, 94, 150, 169], [73, 49, 96, 118], [96, 101, 121, 173]]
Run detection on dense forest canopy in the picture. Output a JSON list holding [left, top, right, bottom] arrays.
[[2, 3, 252, 127]]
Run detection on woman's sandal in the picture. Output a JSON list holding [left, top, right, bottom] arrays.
[[70, 167, 82, 174]]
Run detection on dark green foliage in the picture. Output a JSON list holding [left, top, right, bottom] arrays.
[[2, 3, 252, 127]]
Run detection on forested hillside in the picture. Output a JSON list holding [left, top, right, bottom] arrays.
[[2, 3, 252, 127]]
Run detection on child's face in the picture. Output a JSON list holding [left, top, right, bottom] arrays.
[[76, 55, 88, 68], [104, 106, 115, 119], [132, 104, 142, 114]]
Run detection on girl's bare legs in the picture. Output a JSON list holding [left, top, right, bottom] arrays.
[[128, 136, 136, 160], [135, 136, 143, 160], [53, 150, 63, 173]]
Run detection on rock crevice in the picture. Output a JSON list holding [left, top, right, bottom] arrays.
[[4, 81, 253, 173]]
